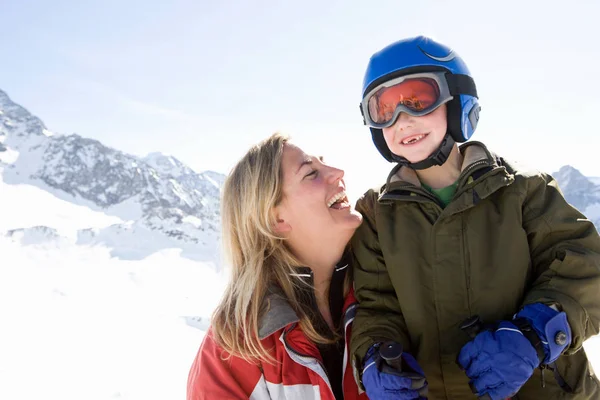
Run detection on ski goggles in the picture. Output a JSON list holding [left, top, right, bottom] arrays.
[[361, 71, 453, 129]]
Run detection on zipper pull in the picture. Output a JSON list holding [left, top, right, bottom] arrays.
[[540, 365, 546, 388]]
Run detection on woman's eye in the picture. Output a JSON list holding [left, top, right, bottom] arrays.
[[306, 170, 318, 178]]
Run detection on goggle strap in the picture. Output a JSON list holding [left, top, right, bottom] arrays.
[[359, 103, 366, 125], [446, 74, 478, 98]]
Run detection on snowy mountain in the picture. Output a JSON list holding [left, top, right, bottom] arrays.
[[553, 166, 600, 230], [0, 88, 225, 399], [0, 88, 224, 265]]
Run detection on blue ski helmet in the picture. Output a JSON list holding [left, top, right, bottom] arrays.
[[360, 36, 481, 165]]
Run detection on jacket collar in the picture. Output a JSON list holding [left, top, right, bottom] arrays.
[[379, 141, 514, 205], [257, 288, 301, 340], [257, 256, 351, 340], [385, 141, 496, 188]]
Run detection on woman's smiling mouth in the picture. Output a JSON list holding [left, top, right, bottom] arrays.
[[327, 190, 350, 209]]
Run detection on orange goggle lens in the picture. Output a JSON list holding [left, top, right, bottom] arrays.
[[367, 78, 441, 124]]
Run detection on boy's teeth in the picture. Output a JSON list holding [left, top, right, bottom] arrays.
[[402, 134, 425, 144]]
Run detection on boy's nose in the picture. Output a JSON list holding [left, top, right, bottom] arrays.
[[392, 112, 414, 131]]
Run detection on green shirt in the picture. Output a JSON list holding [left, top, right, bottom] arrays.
[[421, 181, 459, 208]]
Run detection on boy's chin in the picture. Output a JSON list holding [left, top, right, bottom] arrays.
[[400, 146, 438, 164], [393, 153, 430, 164]]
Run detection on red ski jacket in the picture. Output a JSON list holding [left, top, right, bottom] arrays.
[[187, 289, 368, 399]]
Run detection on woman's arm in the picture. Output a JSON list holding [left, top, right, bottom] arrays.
[[187, 330, 267, 399]]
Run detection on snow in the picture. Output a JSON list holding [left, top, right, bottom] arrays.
[[0, 146, 19, 164], [104, 195, 144, 221], [0, 167, 224, 398], [0, 236, 225, 400], [182, 215, 203, 227], [203, 174, 223, 189], [0, 166, 226, 399], [1, 162, 145, 224], [143, 152, 189, 178], [0, 173, 122, 240], [6, 226, 69, 246], [76, 218, 221, 264]]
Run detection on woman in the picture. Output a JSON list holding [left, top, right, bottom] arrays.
[[187, 133, 367, 399]]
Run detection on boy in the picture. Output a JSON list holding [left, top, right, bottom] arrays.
[[350, 36, 600, 399]]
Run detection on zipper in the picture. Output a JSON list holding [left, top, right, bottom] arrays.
[[461, 216, 472, 314], [341, 303, 358, 397], [540, 365, 547, 388], [380, 159, 496, 336], [453, 159, 500, 199], [381, 183, 444, 209], [281, 324, 336, 398], [439, 159, 506, 207]]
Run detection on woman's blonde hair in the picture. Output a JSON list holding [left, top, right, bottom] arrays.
[[211, 132, 342, 363]]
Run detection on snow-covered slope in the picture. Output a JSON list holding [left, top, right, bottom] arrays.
[[0, 88, 226, 400], [1, 88, 224, 265], [0, 234, 225, 400]]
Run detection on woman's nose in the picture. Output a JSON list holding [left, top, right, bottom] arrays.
[[326, 166, 344, 183]]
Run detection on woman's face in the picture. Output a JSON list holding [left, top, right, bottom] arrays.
[[274, 142, 363, 251]]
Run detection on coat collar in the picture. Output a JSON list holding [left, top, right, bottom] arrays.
[[257, 256, 351, 340], [385, 141, 497, 188], [379, 141, 514, 207]]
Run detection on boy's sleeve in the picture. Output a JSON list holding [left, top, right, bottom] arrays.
[[521, 172, 600, 354], [350, 190, 411, 384]]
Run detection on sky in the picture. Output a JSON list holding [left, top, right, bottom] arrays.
[[1, 0, 599, 201]]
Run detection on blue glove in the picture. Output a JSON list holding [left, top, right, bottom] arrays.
[[457, 304, 571, 399], [362, 342, 428, 400], [515, 303, 572, 364], [457, 321, 539, 399]]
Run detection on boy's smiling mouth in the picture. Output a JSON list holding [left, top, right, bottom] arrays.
[[401, 133, 429, 145]]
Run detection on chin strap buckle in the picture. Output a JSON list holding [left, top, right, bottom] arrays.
[[392, 134, 455, 170]]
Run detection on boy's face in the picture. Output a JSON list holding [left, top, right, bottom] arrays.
[[382, 104, 448, 163]]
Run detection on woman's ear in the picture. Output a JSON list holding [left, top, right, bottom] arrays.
[[273, 217, 292, 234], [272, 206, 292, 234]]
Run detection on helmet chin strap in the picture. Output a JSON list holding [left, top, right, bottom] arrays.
[[390, 133, 455, 170]]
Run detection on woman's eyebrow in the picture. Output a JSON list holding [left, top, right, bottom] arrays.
[[296, 155, 324, 174], [296, 159, 313, 174]]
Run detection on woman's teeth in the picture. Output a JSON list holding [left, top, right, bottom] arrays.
[[327, 191, 347, 208]]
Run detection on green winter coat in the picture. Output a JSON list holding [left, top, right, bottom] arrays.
[[350, 141, 600, 399]]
